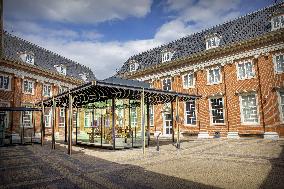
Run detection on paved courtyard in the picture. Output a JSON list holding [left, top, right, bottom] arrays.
[[0, 138, 284, 189]]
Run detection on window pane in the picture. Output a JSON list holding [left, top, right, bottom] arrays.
[[185, 101, 196, 125], [241, 94, 258, 123], [210, 98, 224, 124]]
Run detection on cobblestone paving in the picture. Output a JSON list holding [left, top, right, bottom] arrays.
[[0, 138, 283, 189]]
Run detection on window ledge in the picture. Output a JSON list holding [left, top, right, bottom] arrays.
[[0, 88, 12, 92], [183, 86, 195, 89], [237, 76, 256, 81], [184, 124, 197, 127], [206, 82, 222, 86], [240, 122, 260, 126], [210, 123, 226, 126]]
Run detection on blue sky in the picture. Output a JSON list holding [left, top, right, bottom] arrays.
[[4, 0, 280, 79]]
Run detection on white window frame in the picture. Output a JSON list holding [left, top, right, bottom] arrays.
[[271, 15, 284, 31], [84, 109, 92, 128], [0, 74, 12, 91], [162, 77, 172, 91], [182, 72, 195, 89], [0, 102, 10, 128], [150, 105, 154, 127], [59, 86, 68, 94], [43, 83, 52, 97], [184, 100, 197, 126], [59, 108, 65, 127], [117, 108, 124, 127], [162, 52, 173, 63], [239, 93, 260, 125], [277, 91, 284, 123], [44, 108, 52, 128], [129, 63, 139, 72], [55, 65, 67, 75], [207, 67, 222, 85], [273, 53, 284, 74], [22, 79, 34, 95], [206, 36, 220, 50], [21, 104, 33, 128], [130, 107, 137, 127], [209, 97, 225, 125], [236, 60, 255, 80]]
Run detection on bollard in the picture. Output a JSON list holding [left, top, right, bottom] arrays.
[[155, 133, 161, 151]]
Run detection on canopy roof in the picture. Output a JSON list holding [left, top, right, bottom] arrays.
[[38, 78, 201, 108], [0, 107, 42, 112]]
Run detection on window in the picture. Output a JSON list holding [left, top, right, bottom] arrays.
[[59, 108, 65, 127], [80, 73, 88, 82], [73, 111, 79, 128], [271, 15, 284, 31], [23, 79, 34, 95], [0, 102, 10, 128], [43, 84, 52, 97], [210, 98, 225, 124], [207, 67, 221, 84], [185, 100, 196, 125], [206, 36, 220, 50], [237, 61, 255, 79], [240, 94, 259, 124], [84, 110, 92, 127], [162, 78, 172, 91], [278, 92, 284, 122], [183, 73, 194, 88], [59, 86, 68, 94], [150, 105, 154, 127], [274, 54, 284, 74], [0, 75, 11, 90], [22, 105, 33, 127], [130, 107, 137, 127], [44, 108, 52, 128], [54, 65, 67, 75], [19, 52, 34, 65], [162, 52, 173, 63], [129, 63, 139, 72], [117, 108, 124, 127]]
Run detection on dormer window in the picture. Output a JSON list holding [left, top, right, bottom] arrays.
[[271, 15, 284, 31], [129, 60, 139, 72], [80, 73, 88, 82], [162, 51, 173, 63], [19, 52, 34, 65], [205, 34, 221, 50], [54, 65, 67, 75]]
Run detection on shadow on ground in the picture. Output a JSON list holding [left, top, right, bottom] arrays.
[[0, 143, 218, 189], [260, 143, 284, 189]]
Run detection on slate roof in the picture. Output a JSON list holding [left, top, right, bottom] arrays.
[[3, 32, 96, 82], [103, 76, 150, 89], [118, 2, 283, 75]]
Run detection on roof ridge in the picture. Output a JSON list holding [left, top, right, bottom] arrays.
[[4, 31, 93, 72], [128, 1, 282, 60]]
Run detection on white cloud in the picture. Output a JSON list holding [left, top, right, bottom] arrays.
[[4, 0, 244, 79], [5, 0, 153, 24]]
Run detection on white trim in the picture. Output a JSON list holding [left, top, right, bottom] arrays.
[[161, 77, 172, 91], [207, 66, 222, 85], [236, 59, 256, 80], [0, 65, 76, 88], [182, 72, 195, 89], [271, 15, 284, 31], [162, 112, 172, 136], [137, 43, 284, 81], [277, 91, 284, 123], [22, 79, 35, 95], [42, 83, 52, 97], [239, 92, 260, 125], [0, 73, 12, 91], [162, 51, 173, 63], [183, 101, 197, 127], [208, 96, 226, 125], [21, 104, 33, 128], [44, 108, 52, 128], [273, 53, 284, 74], [206, 36, 220, 50], [59, 108, 65, 127], [0, 101, 10, 128]]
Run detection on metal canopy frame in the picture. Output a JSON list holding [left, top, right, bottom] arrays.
[[36, 79, 201, 155], [38, 80, 200, 108]]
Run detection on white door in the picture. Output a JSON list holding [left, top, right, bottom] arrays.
[[163, 113, 172, 136]]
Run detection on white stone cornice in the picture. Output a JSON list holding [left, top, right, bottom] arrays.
[[137, 42, 284, 81], [0, 65, 76, 88]]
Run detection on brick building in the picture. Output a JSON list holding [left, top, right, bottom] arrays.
[[117, 3, 284, 139], [0, 32, 96, 142]]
